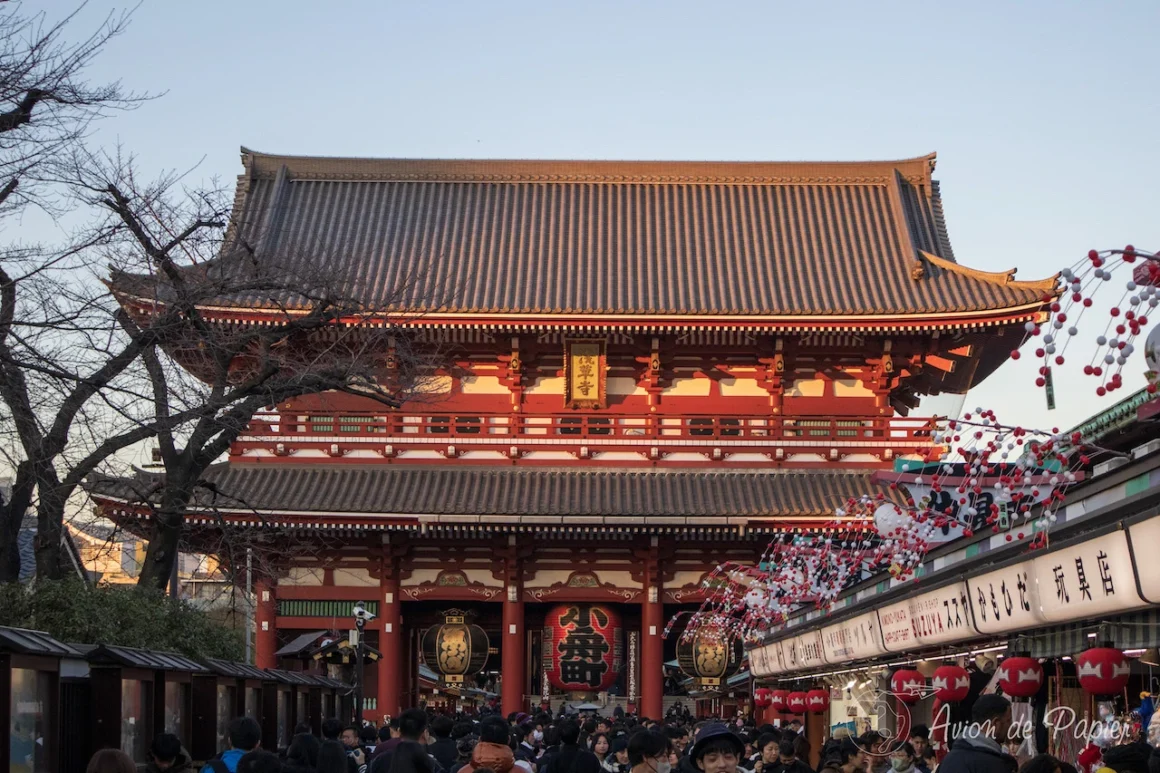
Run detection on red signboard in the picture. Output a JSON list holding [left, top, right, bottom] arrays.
[[543, 604, 623, 692]]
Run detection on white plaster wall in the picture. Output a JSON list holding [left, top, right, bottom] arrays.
[[282, 567, 324, 586], [333, 567, 376, 587], [526, 376, 565, 395], [461, 375, 511, 395], [719, 377, 767, 397], [662, 377, 711, 396]]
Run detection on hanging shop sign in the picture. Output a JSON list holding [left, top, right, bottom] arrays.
[[749, 639, 784, 678], [966, 559, 1044, 634], [878, 582, 976, 653], [542, 603, 623, 692], [783, 631, 826, 670], [820, 612, 885, 663], [1032, 530, 1145, 622], [1128, 514, 1160, 603]]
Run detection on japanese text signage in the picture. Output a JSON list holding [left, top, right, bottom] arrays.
[[749, 640, 783, 678], [966, 559, 1044, 634], [1033, 530, 1145, 622], [542, 603, 622, 691], [784, 631, 825, 670], [820, 612, 885, 663], [877, 582, 976, 653], [1128, 515, 1160, 603]]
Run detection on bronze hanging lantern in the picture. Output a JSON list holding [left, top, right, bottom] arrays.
[[421, 609, 490, 685]]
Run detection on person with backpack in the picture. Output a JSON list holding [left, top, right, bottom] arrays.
[[202, 717, 263, 773]]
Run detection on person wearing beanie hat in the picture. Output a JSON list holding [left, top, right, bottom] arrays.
[[1100, 741, 1152, 773], [603, 738, 630, 773]]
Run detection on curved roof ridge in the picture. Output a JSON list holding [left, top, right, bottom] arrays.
[[919, 250, 1058, 293]]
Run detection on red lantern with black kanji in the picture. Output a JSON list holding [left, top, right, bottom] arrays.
[[891, 669, 926, 704], [1076, 647, 1130, 696], [996, 656, 1043, 699], [770, 689, 789, 713], [786, 691, 808, 713], [753, 688, 772, 708], [932, 665, 971, 703], [806, 688, 830, 713], [542, 603, 622, 692]]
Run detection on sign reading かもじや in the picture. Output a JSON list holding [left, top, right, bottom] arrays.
[[966, 559, 1044, 634], [1032, 530, 1145, 622], [877, 582, 976, 652]]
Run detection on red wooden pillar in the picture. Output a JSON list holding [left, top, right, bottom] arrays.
[[255, 578, 277, 669], [378, 571, 402, 720], [641, 562, 664, 720], [501, 550, 526, 717]]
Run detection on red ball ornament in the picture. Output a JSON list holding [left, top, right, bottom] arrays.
[[805, 688, 830, 713], [1076, 647, 1130, 696], [753, 687, 773, 708], [996, 656, 1043, 699], [932, 665, 971, 703], [890, 668, 926, 704], [769, 689, 790, 713], [786, 691, 808, 713]]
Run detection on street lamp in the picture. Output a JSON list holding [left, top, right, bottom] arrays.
[[352, 602, 376, 725]]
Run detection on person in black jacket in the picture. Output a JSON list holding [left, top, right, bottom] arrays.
[[769, 740, 812, 773], [939, 695, 1017, 773], [430, 717, 460, 772], [541, 720, 601, 773]]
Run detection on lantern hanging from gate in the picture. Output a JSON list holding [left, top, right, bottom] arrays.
[[891, 669, 926, 704], [1076, 647, 1131, 696], [786, 691, 808, 713], [543, 603, 623, 692], [421, 609, 490, 685], [754, 688, 772, 708], [996, 656, 1043, 699], [932, 665, 971, 703], [676, 628, 744, 690], [770, 689, 789, 713], [806, 688, 830, 713]]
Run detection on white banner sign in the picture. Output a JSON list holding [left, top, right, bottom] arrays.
[[1128, 515, 1160, 603], [878, 582, 976, 652], [783, 630, 825, 669], [820, 612, 885, 663], [967, 559, 1045, 634], [749, 640, 784, 678], [1033, 530, 1145, 622]]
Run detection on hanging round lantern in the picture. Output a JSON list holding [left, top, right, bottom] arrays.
[[1076, 647, 1130, 696], [421, 610, 490, 684], [996, 656, 1043, 699], [542, 604, 623, 692], [676, 628, 744, 688], [891, 668, 926, 704], [770, 689, 789, 713], [753, 687, 772, 708], [932, 665, 971, 703], [805, 688, 830, 713], [786, 691, 808, 713]]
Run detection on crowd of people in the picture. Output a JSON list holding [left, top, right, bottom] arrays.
[[79, 694, 1160, 773]]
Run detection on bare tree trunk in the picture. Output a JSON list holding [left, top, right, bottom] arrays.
[[137, 469, 196, 591], [0, 464, 34, 582], [33, 468, 68, 580]]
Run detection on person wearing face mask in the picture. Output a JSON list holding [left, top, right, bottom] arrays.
[[769, 740, 812, 773], [889, 744, 918, 773], [628, 730, 674, 773]]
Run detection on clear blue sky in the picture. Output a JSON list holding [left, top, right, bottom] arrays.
[[64, 0, 1160, 432]]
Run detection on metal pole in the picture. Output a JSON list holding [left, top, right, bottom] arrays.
[[244, 547, 253, 663], [354, 616, 366, 725]]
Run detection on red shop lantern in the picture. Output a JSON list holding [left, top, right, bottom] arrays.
[[891, 668, 926, 704], [1076, 647, 1130, 696], [932, 665, 971, 703], [753, 688, 772, 708], [542, 604, 623, 692], [806, 688, 830, 713], [770, 689, 789, 713], [996, 656, 1043, 699], [786, 691, 808, 713]]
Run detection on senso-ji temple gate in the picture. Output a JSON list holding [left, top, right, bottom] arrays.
[[91, 150, 1054, 722]]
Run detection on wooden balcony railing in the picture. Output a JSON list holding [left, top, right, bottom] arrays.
[[231, 409, 938, 466]]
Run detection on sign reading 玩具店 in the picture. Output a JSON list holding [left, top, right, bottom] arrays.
[[820, 612, 885, 663], [966, 559, 1044, 634], [1032, 530, 1145, 622], [1128, 514, 1160, 603], [877, 582, 976, 653]]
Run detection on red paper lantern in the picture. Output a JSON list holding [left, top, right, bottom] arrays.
[[770, 689, 789, 713], [753, 688, 772, 708], [932, 665, 971, 703], [996, 656, 1043, 699], [805, 688, 830, 713], [1076, 647, 1130, 696], [542, 604, 622, 692], [786, 691, 808, 713], [891, 668, 926, 704]]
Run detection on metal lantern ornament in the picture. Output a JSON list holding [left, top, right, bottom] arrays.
[[753, 687, 772, 708], [770, 689, 790, 713], [421, 609, 490, 685], [996, 656, 1044, 699], [932, 665, 971, 703], [1076, 647, 1131, 696], [543, 603, 623, 692], [806, 688, 830, 713], [786, 691, 808, 713], [676, 628, 744, 689], [891, 669, 926, 704]]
